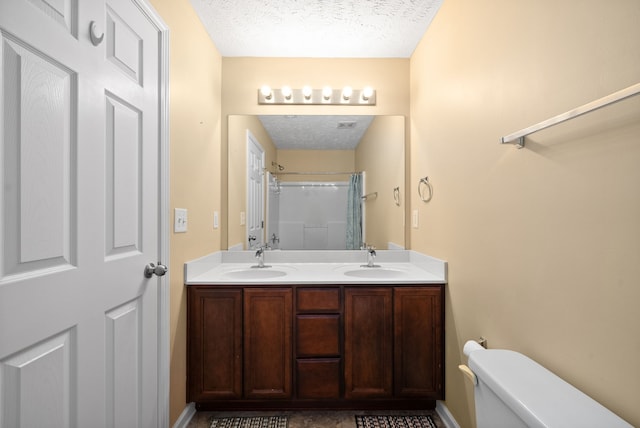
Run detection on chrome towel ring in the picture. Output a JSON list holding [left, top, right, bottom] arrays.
[[418, 177, 433, 202], [393, 187, 400, 206]]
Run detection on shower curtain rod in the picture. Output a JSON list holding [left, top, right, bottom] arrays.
[[275, 171, 362, 176]]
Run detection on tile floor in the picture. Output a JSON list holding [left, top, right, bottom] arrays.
[[187, 409, 445, 428]]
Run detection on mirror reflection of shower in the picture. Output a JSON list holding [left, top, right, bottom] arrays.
[[266, 171, 364, 250]]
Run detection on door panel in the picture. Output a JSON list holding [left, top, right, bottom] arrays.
[[105, 92, 142, 257], [106, 5, 143, 84], [0, 329, 75, 428], [27, 0, 78, 36], [105, 299, 142, 428], [1, 33, 77, 279]]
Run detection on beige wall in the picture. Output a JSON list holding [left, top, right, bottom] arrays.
[[356, 116, 405, 249], [277, 149, 355, 182], [227, 115, 277, 249], [409, 0, 640, 427], [147, 0, 222, 425]]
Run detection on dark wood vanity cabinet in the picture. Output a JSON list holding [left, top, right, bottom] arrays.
[[344, 287, 444, 400], [187, 284, 444, 409], [187, 287, 292, 402]]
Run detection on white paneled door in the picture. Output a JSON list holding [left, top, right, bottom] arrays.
[[247, 131, 265, 249], [0, 1, 168, 427]]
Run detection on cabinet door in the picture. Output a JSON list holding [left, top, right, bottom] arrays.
[[344, 287, 393, 398], [187, 288, 243, 401], [244, 288, 293, 399], [394, 287, 444, 398]]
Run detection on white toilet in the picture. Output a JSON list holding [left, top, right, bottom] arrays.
[[460, 340, 632, 428]]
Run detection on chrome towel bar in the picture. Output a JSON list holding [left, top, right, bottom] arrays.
[[501, 82, 640, 148]]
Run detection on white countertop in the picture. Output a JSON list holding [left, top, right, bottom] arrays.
[[185, 250, 447, 285]]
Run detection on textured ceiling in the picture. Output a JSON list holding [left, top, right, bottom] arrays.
[[258, 115, 375, 150], [189, 0, 443, 58]]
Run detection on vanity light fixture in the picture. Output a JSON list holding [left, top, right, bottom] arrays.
[[257, 86, 376, 105]]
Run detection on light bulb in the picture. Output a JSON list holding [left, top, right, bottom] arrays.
[[302, 86, 312, 100], [260, 85, 272, 100], [342, 86, 353, 101], [281, 86, 292, 100], [362, 86, 374, 101], [322, 86, 332, 100]]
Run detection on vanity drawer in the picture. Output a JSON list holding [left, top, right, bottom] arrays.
[[296, 358, 341, 399], [296, 287, 340, 312], [296, 315, 340, 357]]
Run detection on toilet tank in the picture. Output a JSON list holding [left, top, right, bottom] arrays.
[[466, 347, 632, 428]]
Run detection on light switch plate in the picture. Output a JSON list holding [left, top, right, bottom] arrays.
[[174, 208, 187, 233], [412, 210, 419, 229], [213, 211, 219, 229]]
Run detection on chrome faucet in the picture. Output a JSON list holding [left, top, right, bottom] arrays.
[[362, 246, 380, 268], [253, 244, 271, 268]]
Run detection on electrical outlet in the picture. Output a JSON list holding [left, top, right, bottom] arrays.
[[412, 209, 419, 229], [213, 211, 219, 229], [174, 208, 188, 233], [240, 211, 246, 226]]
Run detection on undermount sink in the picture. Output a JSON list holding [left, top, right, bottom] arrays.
[[343, 267, 408, 279], [222, 268, 288, 279]]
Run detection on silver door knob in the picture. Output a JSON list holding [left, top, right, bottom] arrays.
[[144, 262, 168, 278]]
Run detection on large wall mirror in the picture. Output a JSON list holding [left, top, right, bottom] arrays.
[[227, 115, 405, 251]]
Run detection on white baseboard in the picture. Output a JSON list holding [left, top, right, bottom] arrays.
[[436, 401, 461, 428], [172, 402, 196, 428]]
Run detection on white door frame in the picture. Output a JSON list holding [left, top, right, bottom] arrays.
[[134, 1, 170, 426]]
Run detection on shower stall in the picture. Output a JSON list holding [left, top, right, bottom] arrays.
[[267, 173, 364, 250]]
